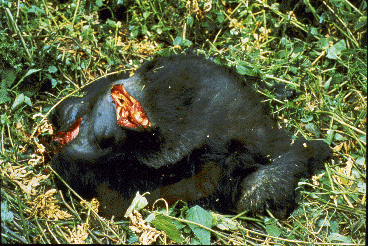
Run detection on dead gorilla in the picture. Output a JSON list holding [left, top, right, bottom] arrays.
[[51, 53, 332, 219]]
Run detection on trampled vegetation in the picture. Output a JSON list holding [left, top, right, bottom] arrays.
[[1, 0, 366, 244]]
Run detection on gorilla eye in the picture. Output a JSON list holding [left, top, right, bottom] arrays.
[[97, 136, 115, 149]]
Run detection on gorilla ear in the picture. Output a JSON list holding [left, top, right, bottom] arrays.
[[111, 84, 151, 130]]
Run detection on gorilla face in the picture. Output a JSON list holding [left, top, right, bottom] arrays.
[[51, 54, 332, 219]]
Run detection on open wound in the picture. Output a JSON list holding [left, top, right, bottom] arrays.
[[111, 85, 151, 129], [54, 117, 82, 148]]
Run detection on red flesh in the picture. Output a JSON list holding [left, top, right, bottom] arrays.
[[111, 85, 151, 129], [54, 117, 82, 147]]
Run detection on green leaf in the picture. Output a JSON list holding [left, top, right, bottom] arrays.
[[357, 182, 366, 193], [324, 77, 331, 90], [48, 65, 57, 73], [310, 27, 319, 35], [185, 205, 212, 245], [277, 50, 288, 59], [236, 65, 247, 75], [187, 16, 194, 27], [265, 223, 281, 237], [236, 65, 255, 76], [173, 36, 183, 46], [143, 11, 151, 19], [351, 217, 365, 234], [1, 68, 17, 88], [24, 95, 32, 107], [334, 132, 348, 141], [96, 0, 103, 7], [354, 15, 366, 32], [191, 237, 201, 244], [0, 89, 11, 104], [51, 78, 58, 88], [217, 12, 225, 23], [145, 213, 155, 222], [11, 68, 41, 90], [326, 129, 334, 145], [301, 115, 313, 123], [330, 220, 339, 233], [1, 114, 11, 125], [183, 39, 193, 47], [131, 28, 139, 38], [305, 122, 321, 138], [1, 201, 14, 223], [151, 214, 183, 243], [173, 219, 186, 230], [318, 38, 329, 50], [28, 5, 45, 14], [107, 19, 116, 28], [355, 156, 365, 166], [156, 27, 162, 34], [328, 233, 352, 243], [359, 134, 366, 143], [11, 93, 25, 110], [289, 66, 298, 74], [212, 213, 238, 231], [326, 40, 346, 60], [124, 192, 148, 217], [264, 218, 281, 237]]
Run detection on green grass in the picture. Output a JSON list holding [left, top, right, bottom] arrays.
[[1, 0, 366, 244]]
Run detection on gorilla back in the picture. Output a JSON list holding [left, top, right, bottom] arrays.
[[51, 53, 332, 219]]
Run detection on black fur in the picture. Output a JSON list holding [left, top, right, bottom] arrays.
[[51, 53, 332, 218]]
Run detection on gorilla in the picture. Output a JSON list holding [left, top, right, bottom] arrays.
[[51, 53, 332, 219]]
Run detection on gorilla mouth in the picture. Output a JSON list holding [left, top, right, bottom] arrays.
[[54, 84, 151, 149], [111, 84, 151, 129]]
